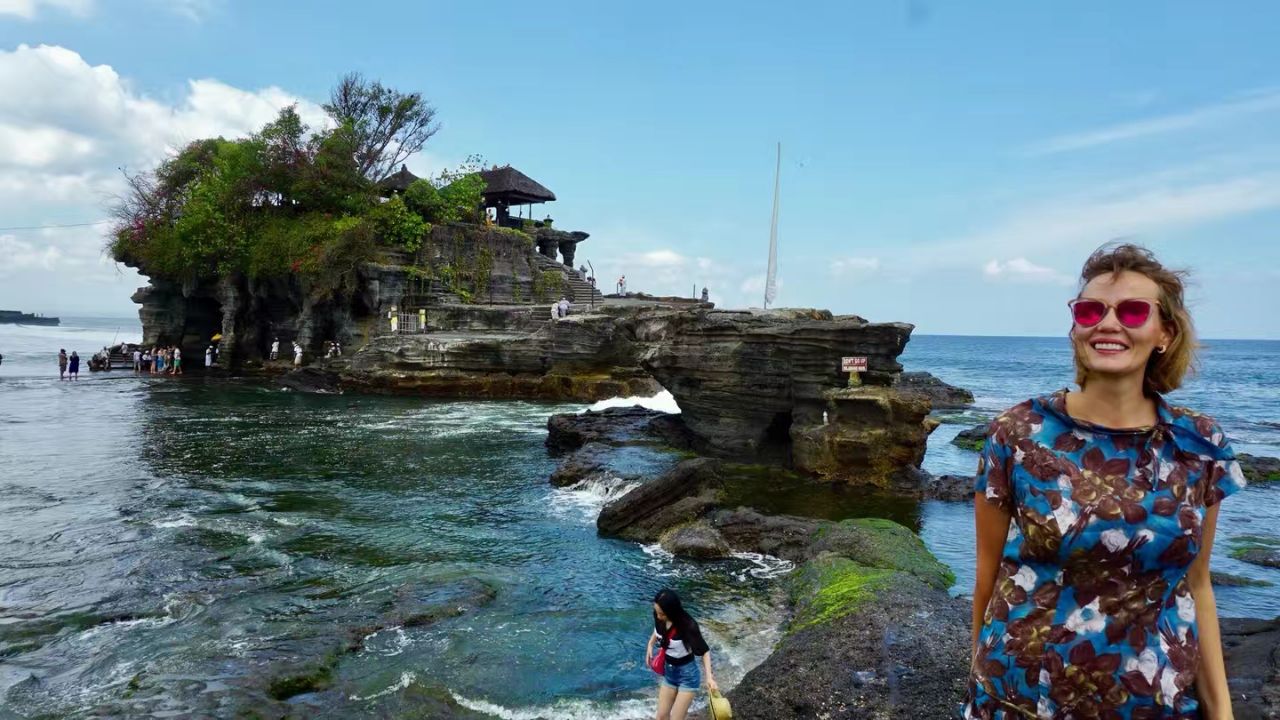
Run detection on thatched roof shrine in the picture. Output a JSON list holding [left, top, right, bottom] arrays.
[[378, 165, 420, 195], [478, 166, 556, 206]]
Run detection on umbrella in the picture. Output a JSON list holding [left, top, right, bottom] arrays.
[[211, 333, 223, 341]]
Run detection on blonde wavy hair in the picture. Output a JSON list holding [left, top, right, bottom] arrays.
[[1072, 243, 1198, 396]]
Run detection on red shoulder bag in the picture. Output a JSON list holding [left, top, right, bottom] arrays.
[[650, 626, 676, 674]]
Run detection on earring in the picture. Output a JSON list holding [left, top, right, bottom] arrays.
[[1156, 345, 1167, 354]]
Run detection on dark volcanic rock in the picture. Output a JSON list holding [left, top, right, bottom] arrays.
[[596, 458, 724, 541], [1233, 544, 1280, 569], [925, 474, 975, 502], [277, 367, 342, 393], [950, 423, 987, 451], [1239, 453, 1280, 484], [895, 371, 974, 409], [659, 520, 732, 559], [635, 308, 933, 485], [729, 579, 971, 720], [545, 406, 678, 455], [1212, 571, 1273, 587], [706, 508, 824, 563], [727, 518, 968, 720], [343, 314, 660, 402], [549, 442, 614, 487], [1221, 617, 1280, 718], [547, 407, 670, 450]]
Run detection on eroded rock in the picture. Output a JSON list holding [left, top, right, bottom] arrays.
[[895, 371, 974, 409]]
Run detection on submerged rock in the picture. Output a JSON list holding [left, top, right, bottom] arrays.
[[924, 474, 975, 502], [548, 442, 614, 487], [277, 367, 342, 393], [1211, 571, 1273, 587], [1239, 453, 1280, 484], [950, 423, 987, 451], [1232, 543, 1280, 569], [894, 371, 974, 409]]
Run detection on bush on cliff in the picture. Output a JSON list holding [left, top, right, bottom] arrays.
[[108, 74, 488, 288]]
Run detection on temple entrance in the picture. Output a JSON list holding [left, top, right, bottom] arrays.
[[180, 296, 222, 369]]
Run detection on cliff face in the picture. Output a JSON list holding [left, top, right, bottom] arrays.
[[629, 308, 932, 487], [130, 224, 559, 366], [131, 229, 937, 486]]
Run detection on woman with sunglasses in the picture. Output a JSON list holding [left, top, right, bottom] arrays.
[[963, 244, 1247, 719]]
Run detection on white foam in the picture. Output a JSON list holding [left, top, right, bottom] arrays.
[[349, 671, 418, 701], [152, 514, 196, 528], [550, 474, 640, 521], [450, 692, 656, 720], [586, 390, 681, 414], [729, 551, 796, 580]]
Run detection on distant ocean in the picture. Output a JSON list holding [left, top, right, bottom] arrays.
[[0, 319, 1276, 718]]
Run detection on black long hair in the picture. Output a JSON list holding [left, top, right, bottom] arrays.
[[653, 588, 695, 645]]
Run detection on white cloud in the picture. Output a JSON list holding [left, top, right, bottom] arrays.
[[982, 257, 1073, 286], [0, 44, 326, 314], [0, 234, 63, 273], [915, 173, 1280, 270], [628, 249, 687, 268], [0, 0, 90, 19], [830, 256, 880, 276], [1028, 88, 1280, 155]]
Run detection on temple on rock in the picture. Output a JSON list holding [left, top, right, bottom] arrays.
[[477, 165, 556, 229]]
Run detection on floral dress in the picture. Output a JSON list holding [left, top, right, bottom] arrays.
[[962, 390, 1247, 719]]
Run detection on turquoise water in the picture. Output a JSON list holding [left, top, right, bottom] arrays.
[[1, 320, 1276, 718]]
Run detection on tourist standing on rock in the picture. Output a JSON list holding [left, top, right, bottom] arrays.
[[617, 275, 626, 294], [67, 351, 79, 380], [558, 296, 570, 318], [293, 342, 302, 367], [205, 345, 213, 368], [58, 349, 67, 379], [964, 243, 1246, 720], [700, 287, 709, 303], [270, 337, 279, 361], [646, 588, 717, 720], [132, 348, 142, 373]]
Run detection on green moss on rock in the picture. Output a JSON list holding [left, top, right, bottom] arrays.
[[811, 517, 956, 591], [787, 554, 895, 631]]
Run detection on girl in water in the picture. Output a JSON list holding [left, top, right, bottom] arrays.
[[647, 588, 718, 720]]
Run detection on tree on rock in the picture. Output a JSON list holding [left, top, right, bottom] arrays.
[[324, 72, 440, 183]]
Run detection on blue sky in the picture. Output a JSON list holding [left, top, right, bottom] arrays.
[[1, 1, 1278, 338]]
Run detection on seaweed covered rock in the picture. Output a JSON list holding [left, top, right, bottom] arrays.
[[729, 518, 969, 719], [894, 371, 974, 409], [950, 424, 987, 451], [1239, 453, 1280, 484]]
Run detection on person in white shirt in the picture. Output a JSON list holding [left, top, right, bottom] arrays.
[[293, 342, 302, 367], [205, 346, 213, 368], [558, 297, 571, 318], [646, 588, 717, 720], [270, 338, 280, 361], [132, 349, 142, 373]]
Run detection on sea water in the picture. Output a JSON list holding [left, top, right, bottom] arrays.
[[1, 320, 1276, 717]]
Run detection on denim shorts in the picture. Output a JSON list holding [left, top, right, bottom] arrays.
[[662, 656, 701, 692]]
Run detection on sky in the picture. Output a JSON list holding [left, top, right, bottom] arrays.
[[0, 1, 1278, 338]]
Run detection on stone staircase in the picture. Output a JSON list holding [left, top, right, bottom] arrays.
[[530, 254, 604, 306]]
